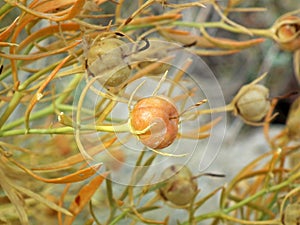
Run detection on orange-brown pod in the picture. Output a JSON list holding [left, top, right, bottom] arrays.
[[130, 96, 179, 149]]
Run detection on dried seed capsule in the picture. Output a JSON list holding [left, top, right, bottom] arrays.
[[273, 15, 300, 51], [85, 37, 131, 87], [286, 96, 300, 140], [130, 96, 179, 149], [132, 40, 170, 75], [282, 202, 300, 225], [159, 165, 198, 206], [233, 84, 270, 122]]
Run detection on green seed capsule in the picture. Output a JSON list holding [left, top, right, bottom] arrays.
[[132, 40, 170, 75], [234, 84, 270, 122], [282, 202, 300, 225], [159, 165, 198, 206], [286, 96, 300, 140], [85, 37, 131, 87]]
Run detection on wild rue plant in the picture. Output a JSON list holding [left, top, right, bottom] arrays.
[[0, 1, 299, 225]]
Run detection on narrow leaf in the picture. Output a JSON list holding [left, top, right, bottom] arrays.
[[159, 28, 215, 48], [63, 172, 109, 225], [0, 170, 29, 225], [0, 17, 19, 41], [31, 137, 116, 171], [45, 164, 102, 184], [11, 157, 102, 183], [8, 180, 72, 216], [200, 26, 265, 50]]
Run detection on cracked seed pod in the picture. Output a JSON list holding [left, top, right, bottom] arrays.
[[273, 15, 300, 51], [159, 165, 198, 206], [233, 84, 270, 122], [286, 96, 300, 140], [85, 37, 131, 87], [282, 202, 300, 225], [130, 96, 179, 149]]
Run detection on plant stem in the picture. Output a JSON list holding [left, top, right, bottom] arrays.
[[0, 122, 131, 137], [195, 104, 234, 116], [1, 105, 54, 131], [0, 127, 75, 136], [1, 74, 83, 131], [181, 172, 300, 225], [109, 209, 130, 225], [172, 21, 275, 39], [223, 177, 290, 214], [0, 3, 13, 17], [0, 91, 23, 129], [181, 210, 280, 225]]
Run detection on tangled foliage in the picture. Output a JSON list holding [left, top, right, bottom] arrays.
[[0, 0, 299, 225]]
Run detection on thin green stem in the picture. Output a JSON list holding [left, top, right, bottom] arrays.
[[0, 122, 130, 137], [192, 104, 234, 117], [0, 3, 13, 17], [105, 172, 117, 223], [223, 178, 289, 214], [180, 211, 221, 225], [0, 91, 23, 128], [53, 72, 82, 104], [181, 210, 279, 225], [122, 24, 155, 32], [218, 213, 279, 225], [109, 209, 130, 225], [19, 59, 77, 91], [1, 104, 53, 131], [0, 52, 77, 129], [0, 127, 75, 136], [118, 151, 147, 202], [1, 74, 83, 131], [106, 174, 115, 207], [172, 21, 275, 39], [18, 66, 58, 91], [58, 104, 93, 114], [89, 201, 103, 225], [181, 172, 300, 225], [0, 103, 88, 132]]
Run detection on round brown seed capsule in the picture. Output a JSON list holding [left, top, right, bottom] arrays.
[[233, 84, 270, 122], [159, 165, 198, 206], [130, 96, 179, 149], [85, 37, 131, 87]]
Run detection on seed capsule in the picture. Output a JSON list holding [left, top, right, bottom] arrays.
[[233, 84, 270, 122], [85, 37, 131, 87], [286, 96, 300, 140], [130, 96, 179, 149], [159, 165, 198, 206], [273, 15, 300, 51], [282, 202, 300, 225], [132, 40, 170, 75]]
